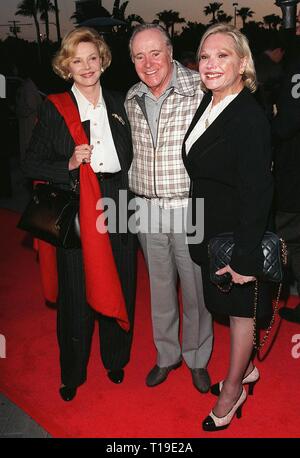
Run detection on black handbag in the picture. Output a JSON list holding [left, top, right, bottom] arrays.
[[17, 182, 81, 249], [208, 231, 287, 285], [208, 231, 288, 350]]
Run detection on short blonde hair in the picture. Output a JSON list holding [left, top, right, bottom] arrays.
[[197, 23, 257, 93], [52, 27, 111, 80]]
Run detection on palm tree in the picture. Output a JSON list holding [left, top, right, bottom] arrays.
[[156, 10, 185, 38], [16, 0, 42, 60], [53, 0, 61, 42], [263, 14, 282, 30], [237, 7, 255, 28], [203, 2, 223, 24], [38, 0, 55, 41], [126, 14, 144, 27], [112, 0, 121, 17], [112, 1, 144, 32], [71, 1, 110, 24], [71, 0, 143, 33], [217, 11, 233, 23], [180, 21, 206, 51], [112, 1, 143, 24], [112, 0, 128, 20]]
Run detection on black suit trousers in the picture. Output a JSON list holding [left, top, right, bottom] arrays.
[[56, 173, 136, 387]]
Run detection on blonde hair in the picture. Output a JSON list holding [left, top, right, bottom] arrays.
[[197, 23, 257, 93], [52, 27, 111, 80]]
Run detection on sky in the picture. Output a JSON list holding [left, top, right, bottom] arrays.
[[0, 0, 282, 41]]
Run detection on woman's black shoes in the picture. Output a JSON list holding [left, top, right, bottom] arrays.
[[202, 388, 247, 431], [59, 386, 77, 401], [107, 369, 124, 384], [59, 370, 125, 400]]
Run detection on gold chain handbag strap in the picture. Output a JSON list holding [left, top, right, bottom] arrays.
[[220, 278, 282, 350], [280, 238, 288, 267], [253, 280, 282, 350], [216, 282, 233, 293], [218, 279, 282, 350], [253, 238, 288, 350]]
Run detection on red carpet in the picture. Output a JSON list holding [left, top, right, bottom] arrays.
[[0, 208, 300, 438]]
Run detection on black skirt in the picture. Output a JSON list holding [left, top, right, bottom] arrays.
[[201, 262, 273, 319]]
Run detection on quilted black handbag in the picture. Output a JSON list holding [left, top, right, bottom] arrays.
[[17, 182, 81, 249], [208, 231, 287, 285], [208, 231, 288, 350]]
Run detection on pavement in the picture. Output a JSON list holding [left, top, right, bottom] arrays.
[[0, 394, 51, 438]]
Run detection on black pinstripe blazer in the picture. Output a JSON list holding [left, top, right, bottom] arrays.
[[22, 88, 136, 253], [22, 88, 133, 192]]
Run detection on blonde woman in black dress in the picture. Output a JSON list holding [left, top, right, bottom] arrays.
[[183, 24, 273, 431]]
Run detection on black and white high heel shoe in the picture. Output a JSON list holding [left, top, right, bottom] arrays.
[[202, 387, 247, 432], [210, 366, 259, 397]]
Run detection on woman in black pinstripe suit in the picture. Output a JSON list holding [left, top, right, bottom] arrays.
[[22, 28, 137, 401]]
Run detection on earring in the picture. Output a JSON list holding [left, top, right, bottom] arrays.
[[100, 68, 104, 73], [68, 73, 72, 80]]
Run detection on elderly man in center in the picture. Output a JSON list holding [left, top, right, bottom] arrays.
[[126, 23, 213, 393]]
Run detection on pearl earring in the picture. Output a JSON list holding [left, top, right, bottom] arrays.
[[68, 73, 72, 79]]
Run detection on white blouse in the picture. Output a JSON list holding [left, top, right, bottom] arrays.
[[72, 84, 121, 173], [185, 93, 239, 155]]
